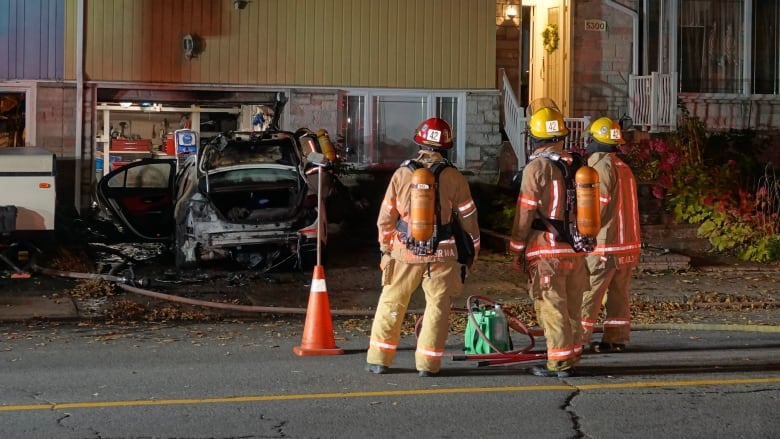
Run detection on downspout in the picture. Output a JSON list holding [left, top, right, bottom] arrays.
[[74, 0, 85, 215], [604, 0, 639, 76]]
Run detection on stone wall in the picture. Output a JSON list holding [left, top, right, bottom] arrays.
[[465, 91, 502, 183], [288, 90, 339, 136], [36, 83, 77, 157], [35, 83, 80, 214]]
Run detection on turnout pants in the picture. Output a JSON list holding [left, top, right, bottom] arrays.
[[367, 259, 463, 373], [581, 254, 634, 345], [527, 257, 587, 371]]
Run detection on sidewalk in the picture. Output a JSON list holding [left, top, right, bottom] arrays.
[[0, 249, 779, 329]]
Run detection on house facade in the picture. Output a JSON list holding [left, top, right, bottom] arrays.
[[2, 0, 780, 216]]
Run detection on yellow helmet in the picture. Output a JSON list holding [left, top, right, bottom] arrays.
[[528, 107, 569, 140], [588, 117, 625, 145]]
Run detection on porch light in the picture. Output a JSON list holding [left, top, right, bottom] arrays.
[[505, 5, 518, 19]]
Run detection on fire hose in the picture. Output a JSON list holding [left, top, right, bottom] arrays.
[[30, 264, 409, 317], [32, 263, 550, 366]]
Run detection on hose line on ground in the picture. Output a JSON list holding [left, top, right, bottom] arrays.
[[31, 264, 390, 317], [30, 264, 780, 332]]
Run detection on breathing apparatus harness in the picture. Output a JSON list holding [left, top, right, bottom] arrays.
[[396, 159, 454, 256], [521, 150, 597, 253], [396, 159, 456, 257]]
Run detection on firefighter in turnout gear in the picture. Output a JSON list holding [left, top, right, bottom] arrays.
[[366, 117, 480, 377], [510, 99, 588, 377], [580, 117, 641, 353]]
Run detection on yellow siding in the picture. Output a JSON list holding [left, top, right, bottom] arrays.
[[65, 0, 495, 89], [64, 0, 76, 80]]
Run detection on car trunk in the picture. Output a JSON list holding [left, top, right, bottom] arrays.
[[201, 169, 307, 223]]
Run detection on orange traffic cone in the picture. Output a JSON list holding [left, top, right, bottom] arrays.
[[293, 265, 345, 356]]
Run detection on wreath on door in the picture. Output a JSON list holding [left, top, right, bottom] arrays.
[[542, 24, 559, 54]]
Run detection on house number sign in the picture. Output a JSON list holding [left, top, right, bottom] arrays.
[[584, 19, 607, 31]]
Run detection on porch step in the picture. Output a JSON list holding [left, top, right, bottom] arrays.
[[640, 223, 710, 254]]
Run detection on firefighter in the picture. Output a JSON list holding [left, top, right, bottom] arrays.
[[510, 100, 588, 378], [580, 117, 642, 352], [365, 117, 480, 377]]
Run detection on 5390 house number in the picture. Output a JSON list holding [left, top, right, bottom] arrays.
[[584, 19, 607, 31]]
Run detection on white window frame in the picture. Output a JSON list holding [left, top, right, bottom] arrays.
[[341, 89, 467, 168]]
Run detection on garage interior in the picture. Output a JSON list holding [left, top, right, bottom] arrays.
[[94, 88, 280, 178]]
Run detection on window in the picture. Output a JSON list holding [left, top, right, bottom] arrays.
[[677, 0, 780, 95], [753, 0, 780, 94], [374, 95, 426, 166], [678, 0, 744, 93], [0, 92, 26, 147], [339, 91, 464, 168], [108, 162, 171, 189]]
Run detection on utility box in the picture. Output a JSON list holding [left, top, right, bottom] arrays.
[[0, 147, 57, 231]]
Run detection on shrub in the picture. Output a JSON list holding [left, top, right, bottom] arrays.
[[470, 182, 516, 235], [626, 111, 780, 262]]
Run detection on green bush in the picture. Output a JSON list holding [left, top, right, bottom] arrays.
[[470, 182, 516, 235], [657, 114, 780, 262]]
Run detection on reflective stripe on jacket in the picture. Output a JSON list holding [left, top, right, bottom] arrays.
[[587, 152, 642, 258], [510, 143, 580, 260]]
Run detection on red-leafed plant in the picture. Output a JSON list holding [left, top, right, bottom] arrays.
[[621, 112, 780, 261]]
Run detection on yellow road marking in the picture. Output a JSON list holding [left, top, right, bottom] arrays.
[[1, 376, 779, 412]]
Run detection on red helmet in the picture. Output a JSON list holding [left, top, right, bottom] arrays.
[[414, 117, 454, 150]]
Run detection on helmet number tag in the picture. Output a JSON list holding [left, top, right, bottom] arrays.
[[545, 120, 560, 133], [425, 129, 442, 142], [609, 128, 621, 140]]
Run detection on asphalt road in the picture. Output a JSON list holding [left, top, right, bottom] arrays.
[[2, 220, 780, 438], [1, 321, 778, 439]]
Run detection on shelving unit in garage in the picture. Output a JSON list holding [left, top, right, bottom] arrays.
[[107, 138, 153, 172], [96, 104, 166, 177], [95, 102, 244, 178]]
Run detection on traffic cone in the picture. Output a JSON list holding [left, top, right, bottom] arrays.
[[293, 264, 344, 356]]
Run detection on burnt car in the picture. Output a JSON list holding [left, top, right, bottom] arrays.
[[91, 128, 330, 271]]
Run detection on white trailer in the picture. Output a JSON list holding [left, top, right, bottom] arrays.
[[0, 147, 57, 231]]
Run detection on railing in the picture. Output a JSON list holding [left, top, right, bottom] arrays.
[[629, 72, 678, 132], [500, 70, 591, 167], [501, 71, 526, 166]]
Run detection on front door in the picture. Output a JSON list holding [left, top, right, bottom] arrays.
[[544, 7, 564, 111], [527, 0, 570, 116]]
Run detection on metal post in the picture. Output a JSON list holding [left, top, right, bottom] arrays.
[[316, 162, 323, 267]]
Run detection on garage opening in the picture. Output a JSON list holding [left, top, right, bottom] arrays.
[[94, 87, 280, 179], [0, 92, 25, 147]]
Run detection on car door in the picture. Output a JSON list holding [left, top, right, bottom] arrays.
[[97, 158, 177, 241]]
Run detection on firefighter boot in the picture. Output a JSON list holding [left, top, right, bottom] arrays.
[[365, 363, 388, 374], [531, 365, 576, 378], [591, 342, 626, 353]]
